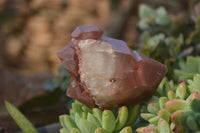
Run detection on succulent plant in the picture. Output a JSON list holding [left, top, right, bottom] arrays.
[[174, 56, 200, 81], [59, 100, 141, 133], [137, 74, 200, 133]]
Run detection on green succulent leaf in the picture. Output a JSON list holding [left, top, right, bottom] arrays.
[[70, 109, 75, 117], [74, 113, 81, 129], [5, 101, 38, 133], [82, 106, 92, 113], [171, 110, 185, 125], [165, 99, 188, 113], [125, 104, 141, 126], [59, 115, 70, 131], [94, 128, 110, 133], [79, 118, 97, 133], [60, 128, 69, 133], [158, 109, 171, 123], [140, 113, 156, 121], [175, 81, 186, 99], [114, 106, 128, 132], [158, 118, 171, 133], [93, 108, 103, 123], [159, 97, 167, 110], [148, 116, 159, 124], [119, 126, 132, 133], [147, 101, 160, 114], [136, 126, 158, 133], [102, 110, 115, 132], [186, 115, 199, 131], [167, 91, 175, 100], [72, 102, 83, 116], [70, 128, 81, 133], [63, 115, 77, 130], [87, 113, 101, 128]]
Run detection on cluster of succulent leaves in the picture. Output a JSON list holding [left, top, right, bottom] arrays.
[[136, 74, 200, 133], [59, 101, 141, 133]]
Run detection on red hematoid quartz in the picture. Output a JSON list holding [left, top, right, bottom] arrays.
[[57, 25, 167, 109]]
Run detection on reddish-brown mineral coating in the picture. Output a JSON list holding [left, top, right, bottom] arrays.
[[57, 25, 167, 109]]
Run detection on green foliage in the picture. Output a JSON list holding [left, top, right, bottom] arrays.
[[138, 3, 200, 80], [138, 4, 185, 77], [59, 101, 141, 133], [5, 101, 38, 133], [141, 33, 183, 75], [174, 56, 200, 81]]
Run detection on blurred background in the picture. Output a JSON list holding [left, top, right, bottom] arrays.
[[0, 0, 191, 132]]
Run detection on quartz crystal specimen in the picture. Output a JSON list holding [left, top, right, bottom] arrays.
[[57, 25, 167, 109]]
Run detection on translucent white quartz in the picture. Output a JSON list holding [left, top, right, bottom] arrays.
[[78, 39, 117, 101]]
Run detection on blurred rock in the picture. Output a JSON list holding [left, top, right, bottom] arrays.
[[0, 68, 51, 118]]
